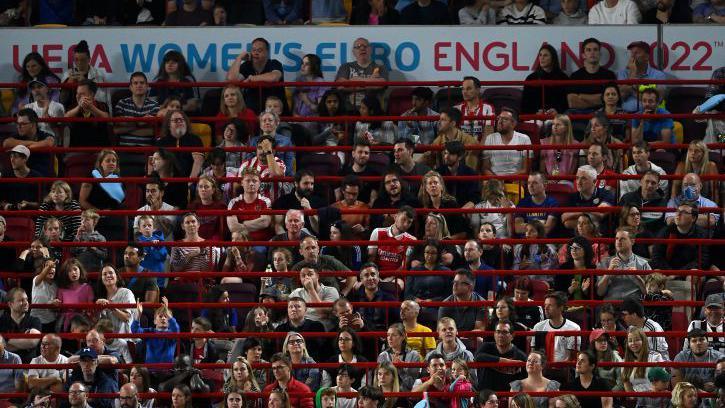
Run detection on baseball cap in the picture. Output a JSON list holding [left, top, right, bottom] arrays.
[[9, 145, 30, 158], [28, 78, 48, 88], [627, 41, 650, 51], [260, 287, 280, 300], [589, 329, 608, 343], [705, 294, 723, 309], [77, 347, 98, 360], [647, 367, 671, 382]]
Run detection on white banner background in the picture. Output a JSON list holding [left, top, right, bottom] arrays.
[[1, 25, 722, 84]]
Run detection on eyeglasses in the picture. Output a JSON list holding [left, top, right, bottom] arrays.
[[338, 337, 353, 342], [288, 339, 304, 345], [353, 44, 369, 50], [453, 280, 472, 286]]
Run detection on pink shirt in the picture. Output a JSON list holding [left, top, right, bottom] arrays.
[[57, 283, 94, 331]]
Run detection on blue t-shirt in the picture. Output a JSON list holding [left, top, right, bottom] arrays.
[[616, 67, 667, 112], [516, 195, 559, 224], [631, 107, 674, 143]]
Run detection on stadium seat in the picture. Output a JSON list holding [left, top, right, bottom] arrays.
[[366, 152, 390, 175], [530, 279, 550, 300], [220, 282, 258, 330], [386, 87, 414, 116], [649, 150, 678, 175], [545, 183, 575, 205], [482, 87, 523, 114], [201, 88, 222, 117], [63, 153, 97, 195], [163, 281, 206, 332], [4, 217, 34, 243], [434, 88, 463, 112], [298, 153, 341, 202]]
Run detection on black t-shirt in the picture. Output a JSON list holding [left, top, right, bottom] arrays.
[[521, 69, 570, 114], [0, 169, 42, 206], [474, 342, 527, 391], [0, 312, 42, 362], [340, 164, 381, 204], [272, 190, 326, 232], [567, 67, 617, 105], [436, 164, 481, 207], [163, 8, 213, 26], [68, 102, 111, 147], [562, 376, 610, 408], [238, 59, 286, 114], [13, 131, 54, 176], [156, 133, 204, 177], [400, 0, 451, 24]]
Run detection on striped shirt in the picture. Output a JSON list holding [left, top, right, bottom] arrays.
[[113, 97, 160, 146]]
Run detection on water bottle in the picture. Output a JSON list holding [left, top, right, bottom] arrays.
[[263, 264, 273, 288]]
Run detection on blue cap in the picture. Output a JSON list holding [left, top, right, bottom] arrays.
[[77, 347, 98, 360]]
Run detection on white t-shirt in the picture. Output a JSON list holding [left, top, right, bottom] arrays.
[[30, 277, 58, 324], [24, 101, 65, 137], [27, 353, 68, 382], [483, 131, 533, 176], [531, 318, 581, 362], [588, 0, 642, 24]]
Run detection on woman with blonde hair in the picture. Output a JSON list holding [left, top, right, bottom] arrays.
[[471, 179, 514, 238], [408, 213, 459, 269], [540, 114, 577, 180], [216, 84, 257, 140], [223, 356, 261, 396], [554, 394, 581, 408], [34, 180, 81, 241], [621, 326, 664, 392], [509, 393, 536, 408], [373, 362, 405, 408], [671, 381, 699, 408], [282, 331, 320, 391], [582, 112, 623, 172], [377, 323, 422, 391], [672, 139, 719, 203], [418, 171, 469, 239]]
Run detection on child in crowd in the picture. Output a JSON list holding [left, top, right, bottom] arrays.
[[56, 258, 94, 332], [450, 359, 474, 408], [316, 387, 336, 408], [642, 273, 674, 331], [636, 367, 671, 408], [131, 297, 179, 363], [71, 209, 108, 272], [330, 365, 357, 408], [136, 214, 169, 287]]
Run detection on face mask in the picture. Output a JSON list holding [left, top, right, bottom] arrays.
[[683, 185, 698, 201]]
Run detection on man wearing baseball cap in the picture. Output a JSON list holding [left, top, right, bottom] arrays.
[[23, 78, 65, 137], [66, 347, 119, 408], [0, 144, 41, 211], [686, 294, 725, 354], [616, 41, 667, 113]]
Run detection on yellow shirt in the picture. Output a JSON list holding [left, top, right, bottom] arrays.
[[406, 323, 437, 358]]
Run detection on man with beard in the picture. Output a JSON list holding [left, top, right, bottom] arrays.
[[340, 138, 380, 205], [423, 109, 478, 171], [482, 108, 532, 176], [435, 140, 480, 208], [462, 240, 499, 299], [474, 320, 527, 391], [66, 349, 118, 408], [133, 174, 177, 238], [370, 169, 420, 229], [121, 245, 160, 305], [391, 137, 431, 193], [673, 329, 724, 390], [272, 169, 325, 235], [156, 110, 203, 178], [397, 87, 438, 144], [116, 383, 141, 408]]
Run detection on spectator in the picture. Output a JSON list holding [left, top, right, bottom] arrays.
[[377, 323, 422, 391], [370, 169, 421, 229], [288, 261, 340, 330], [226, 38, 286, 114], [314, 89, 350, 146], [400, 300, 437, 357], [619, 171, 668, 234], [454, 76, 495, 142], [163, 0, 213, 25], [588, 0, 641, 22], [281, 332, 320, 392], [203, 148, 239, 203], [686, 294, 724, 354], [34, 180, 81, 241], [211, 3, 227, 25], [236, 135, 286, 204], [293, 54, 329, 125], [459, 0, 497, 23], [64, 79, 111, 148], [335, 37, 388, 111], [404, 239, 452, 324], [642, 273, 674, 331], [77, 150, 124, 240], [322, 221, 364, 271], [482, 108, 532, 177], [470, 179, 515, 238], [3, 108, 55, 176], [488, 297, 531, 351], [113, 72, 160, 155], [216, 86, 255, 141], [27, 334, 67, 393], [621, 297, 669, 360], [418, 171, 470, 239], [617, 204, 656, 258], [263, 353, 314, 408], [274, 297, 327, 360], [147, 148, 188, 209], [13, 52, 60, 114], [567, 40, 617, 116], [654, 201, 712, 271], [56, 259, 94, 333], [425, 317, 475, 366], [423, 108, 478, 170], [66, 382, 93, 408], [436, 140, 481, 208], [357, 386, 384, 408], [632, 88, 674, 144], [292, 236, 353, 295], [693, 0, 725, 22], [412, 352, 452, 408], [673, 328, 724, 388], [170, 384, 193, 408], [354, 95, 398, 145], [131, 297, 179, 363], [227, 167, 273, 243], [620, 140, 669, 198], [170, 212, 220, 272], [24, 78, 64, 137], [247, 111, 295, 177], [587, 329, 623, 389], [400, 0, 451, 23], [372, 362, 403, 406], [332, 176, 371, 237], [561, 165, 615, 231], [95, 264, 136, 334], [338, 139, 379, 205], [532, 292, 581, 363], [269, 209, 311, 265], [461, 239, 498, 298], [509, 351, 561, 408], [133, 174, 177, 239], [617, 41, 665, 113], [350, 0, 400, 23], [368, 205, 417, 289], [223, 356, 261, 395], [71, 209, 108, 272], [672, 140, 720, 204], [0, 334, 22, 395], [408, 212, 458, 269], [263, 0, 304, 24], [391, 138, 432, 193], [60, 40, 107, 108], [515, 173, 559, 236], [157, 110, 204, 178], [0, 145, 41, 211], [513, 220, 558, 275], [30, 258, 58, 333], [397, 87, 438, 144], [477, 222, 514, 269], [347, 264, 398, 330], [67, 349, 119, 408], [474, 320, 527, 391], [644, 0, 692, 22], [551, 0, 588, 23], [539, 115, 578, 181], [121, 244, 160, 306], [438, 269, 486, 331], [521, 44, 569, 115], [596, 227, 648, 300], [622, 327, 665, 391]]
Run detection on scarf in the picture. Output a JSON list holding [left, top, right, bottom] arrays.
[[92, 169, 125, 204]]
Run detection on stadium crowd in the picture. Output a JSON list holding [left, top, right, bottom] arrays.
[[0, 18, 724, 408]]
